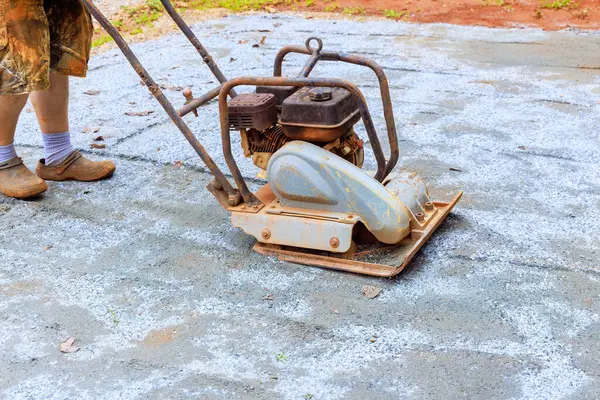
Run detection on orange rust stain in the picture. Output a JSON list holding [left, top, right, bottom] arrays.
[[140, 325, 181, 348], [0, 280, 43, 296]]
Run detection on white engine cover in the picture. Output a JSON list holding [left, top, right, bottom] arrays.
[[267, 141, 414, 244]]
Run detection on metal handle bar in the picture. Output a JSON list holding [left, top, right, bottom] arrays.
[[80, 0, 238, 200], [158, 0, 237, 98]]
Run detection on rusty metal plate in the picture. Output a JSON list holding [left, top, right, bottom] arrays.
[[253, 191, 463, 277], [231, 209, 358, 253]]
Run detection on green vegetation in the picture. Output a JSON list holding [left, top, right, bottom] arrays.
[[324, 3, 339, 12], [186, 0, 297, 12], [92, 35, 114, 48], [342, 6, 365, 15], [383, 9, 408, 19], [305, 0, 314, 6], [481, 0, 506, 6], [112, 19, 125, 29], [539, 0, 578, 9], [275, 352, 288, 362], [122, 0, 162, 26], [107, 308, 120, 326]]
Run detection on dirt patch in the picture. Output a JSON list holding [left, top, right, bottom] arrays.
[[295, 0, 600, 31]]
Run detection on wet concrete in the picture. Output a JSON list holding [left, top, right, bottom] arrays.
[[1, 14, 599, 400]]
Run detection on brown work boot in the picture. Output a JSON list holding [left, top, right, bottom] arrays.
[[0, 157, 48, 199], [36, 151, 116, 182]]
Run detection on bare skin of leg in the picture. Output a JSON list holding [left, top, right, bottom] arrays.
[[0, 94, 29, 146], [29, 72, 69, 134]]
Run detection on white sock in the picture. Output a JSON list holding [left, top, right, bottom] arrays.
[[0, 144, 17, 164], [42, 132, 74, 166]]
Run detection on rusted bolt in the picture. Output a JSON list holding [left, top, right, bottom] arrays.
[[415, 213, 425, 222], [309, 87, 333, 102], [262, 229, 271, 240], [330, 237, 340, 248], [183, 88, 198, 117], [424, 202, 434, 211], [183, 87, 193, 101], [228, 193, 241, 207]]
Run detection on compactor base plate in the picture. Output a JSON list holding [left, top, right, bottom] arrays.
[[254, 191, 463, 277]]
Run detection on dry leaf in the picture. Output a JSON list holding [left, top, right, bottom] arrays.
[[263, 294, 274, 301], [59, 337, 80, 353], [252, 44, 260, 48], [93, 136, 104, 141], [93, 127, 100, 133], [259, 36, 267, 45], [518, 145, 527, 150], [449, 167, 462, 172], [273, 22, 282, 27], [238, 39, 248, 44], [174, 161, 184, 167], [84, 90, 100, 96], [362, 285, 382, 299], [125, 110, 154, 117], [90, 143, 106, 149]]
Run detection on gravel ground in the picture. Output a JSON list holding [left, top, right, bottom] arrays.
[[1, 14, 599, 400]]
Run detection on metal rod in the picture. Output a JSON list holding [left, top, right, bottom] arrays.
[[159, 0, 237, 98], [274, 46, 400, 176], [298, 52, 320, 78], [219, 77, 388, 204], [81, 0, 237, 197], [178, 84, 222, 117]]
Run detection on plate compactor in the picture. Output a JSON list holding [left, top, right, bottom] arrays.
[[83, 0, 462, 277]]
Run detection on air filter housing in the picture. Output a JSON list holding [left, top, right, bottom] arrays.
[[228, 93, 277, 131]]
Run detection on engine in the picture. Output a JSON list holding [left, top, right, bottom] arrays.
[[228, 87, 364, 171]]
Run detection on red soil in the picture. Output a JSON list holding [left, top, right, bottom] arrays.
[[299, 0, 600, 30]]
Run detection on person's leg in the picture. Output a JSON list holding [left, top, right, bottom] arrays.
[[29, 73, 74, 166], [29, 72, 69, 134], [30, 71, 115, 180], [32, 0, 115, 181], [0, 0, 50, 198], [0, 93, 28, 148], [0, 93, 48, 198]]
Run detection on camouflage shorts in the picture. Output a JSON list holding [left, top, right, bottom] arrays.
[[0, 0, 93, 95]]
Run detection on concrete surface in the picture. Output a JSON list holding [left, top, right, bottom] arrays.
[[1, 14, 600, 399]]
